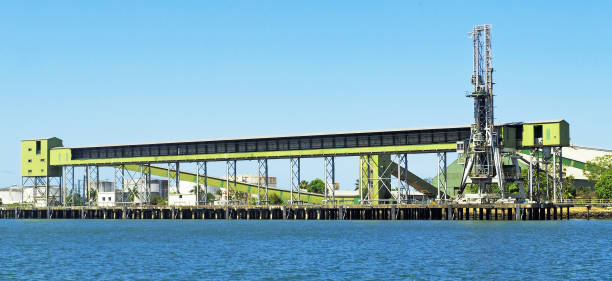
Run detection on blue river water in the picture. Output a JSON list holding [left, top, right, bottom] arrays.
[[1, 220, 610, 280]]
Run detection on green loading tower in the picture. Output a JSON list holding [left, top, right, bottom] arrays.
[[21, 137, 64, 206]]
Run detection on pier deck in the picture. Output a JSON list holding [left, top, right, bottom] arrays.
[[0, 204, 574, 221]]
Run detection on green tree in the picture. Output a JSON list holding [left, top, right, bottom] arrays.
[[150, 195, 167, 205], [127, 187, 139, 204], [595, 171, 612, 199], [269, 193, 284, 204], [235, 191, 249, 204], [299, 180, 308, 190], [562, 174, 576, 199], [465, 184, 478, 194], [205, 192, 215, 204], [464, 183, 500, 194], [585, 155, 612, 182], [89, 188, 98, 204], [306, 178, 325, 194], [65, 193, 84, 206], [190, 185, 214, 204]]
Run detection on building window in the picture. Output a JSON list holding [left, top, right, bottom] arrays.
[[40, 159, 45, 162], [28, 170, 32, 173], [179, 195, 183, 199], [36, 141, 41, 155], [28, 159, 32, 163], [41, 169, 44, 172], [28, 148, 32, 152], [102, 197, 106, 201]]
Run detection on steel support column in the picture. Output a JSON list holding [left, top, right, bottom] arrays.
[[359, 155, 372, 204], [289, 157, 301, 204], [324, 156, 335, 204], [33, 177, 45, 206], [396, 154, 409, 204], [114, 165, 126, 205], [84, 166, 89, 203], [125, 164, 144, 205], [535, 149, 541, 202], [87, 166, 99, 206], [168, 162, 180, 197], [437, 152, 448, 202], [21, 177, 35, 204], [34, 177, 43, 205], [45, 176, 62, 206], [142, 164, 151, 204], [553, 147, 563, 202], [258, 159, 269, 205], [226, 160, 236, 204], [529, 149, 534, 201], [359, 154, 393, 204], [196, 161, 207, 205], [63, 166, 75, 206]]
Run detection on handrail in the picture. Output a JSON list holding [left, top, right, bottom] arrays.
[[555, 199, 612, 204]]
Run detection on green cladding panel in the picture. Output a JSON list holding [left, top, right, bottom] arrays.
[[521, 121, 569, 148], [501, 126, 516, 149], [21, 138, 63, 177], [521, 125, 535, 147]]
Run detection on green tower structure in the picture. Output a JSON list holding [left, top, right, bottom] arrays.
[[21, 137, 64, 206]]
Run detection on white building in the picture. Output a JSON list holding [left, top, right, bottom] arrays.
[[0, 185, 61, 206], [0, 185, 27, 205], [232, 174, 277, 188], [168, 180, 197, 206]]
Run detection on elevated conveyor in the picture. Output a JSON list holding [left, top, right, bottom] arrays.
[[391, 162, 437, 197]]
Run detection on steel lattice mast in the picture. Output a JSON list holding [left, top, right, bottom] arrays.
[[459, 24, 505, 199]]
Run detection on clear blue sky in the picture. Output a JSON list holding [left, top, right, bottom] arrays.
[[1, 1, 610, 189]]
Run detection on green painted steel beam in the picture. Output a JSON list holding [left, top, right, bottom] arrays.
[[518, 149, 588, 171], [121, 164, 357, 204], [50, 143, 456, 166]]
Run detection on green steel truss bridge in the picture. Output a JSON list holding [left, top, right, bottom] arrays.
[[20, 120, 569, 207]]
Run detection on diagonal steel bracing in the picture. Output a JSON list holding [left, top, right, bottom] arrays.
[[437, 152, 448, 202], [168, 162, 180, 197], [63, 166, 76, 206], [289, 157, 302, 204], [196, 161, 208, 205], [225, 160, 237, 204], [114, 165, 126, 205], [324, 156, 335, 204], [257, 159, 269, 205], [395, 154, 410, 204]]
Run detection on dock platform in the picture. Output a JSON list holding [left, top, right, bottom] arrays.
[[0, 204, 573, 221]]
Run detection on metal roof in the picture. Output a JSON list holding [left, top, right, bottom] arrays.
[[51, 120, 567, 150], [571, 145, 612, 153], [21, 137, 61, 142], [54, 124, 471, 149]]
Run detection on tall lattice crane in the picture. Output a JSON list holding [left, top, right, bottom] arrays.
[[458, 24, 505, 199]]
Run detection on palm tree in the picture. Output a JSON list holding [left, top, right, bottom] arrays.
[[190, 185, 208, 203], [299, 180, 308, 190], [89, 188, 98, 206], [128, 187, 139, 205]]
